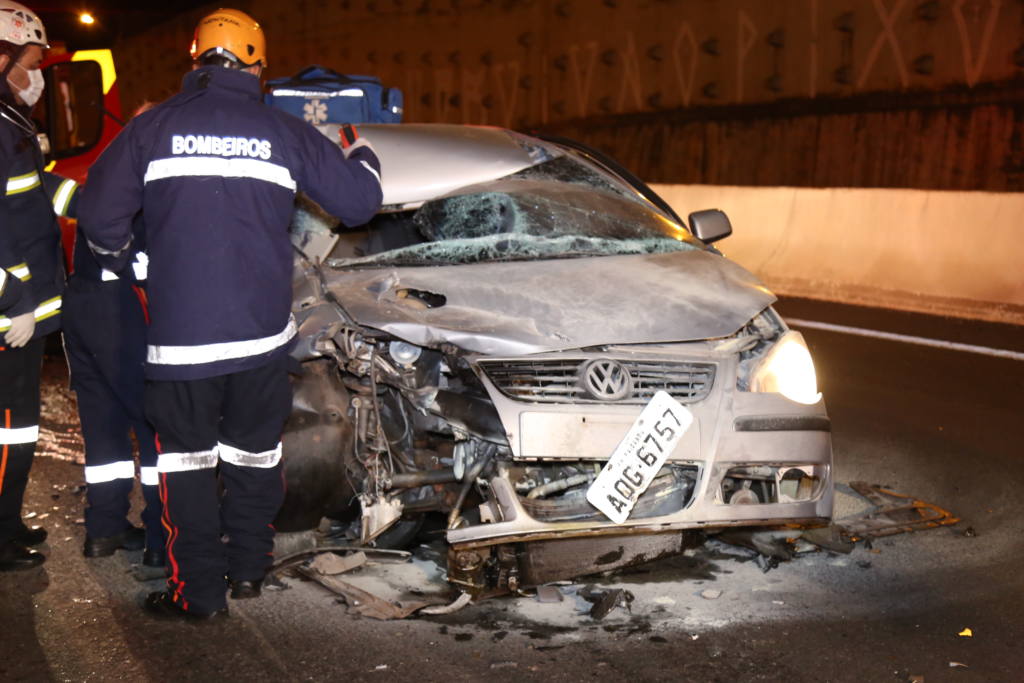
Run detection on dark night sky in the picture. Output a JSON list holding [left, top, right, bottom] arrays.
[[30, 1, 211, 50]]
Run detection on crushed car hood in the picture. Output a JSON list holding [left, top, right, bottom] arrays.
[[321, 249, 775, 355]]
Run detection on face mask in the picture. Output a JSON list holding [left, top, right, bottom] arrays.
[[9, 63, 44, 107]]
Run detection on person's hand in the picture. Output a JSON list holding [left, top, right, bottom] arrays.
[[4, 312, 35, 347], [339, 123, 374, 157]]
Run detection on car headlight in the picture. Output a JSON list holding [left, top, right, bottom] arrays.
[[749, 331, 822, 405], [388, 340, 423, 367]]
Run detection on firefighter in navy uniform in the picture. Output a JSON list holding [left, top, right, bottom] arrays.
[[79, 8, 382, 619], [64, 212, 165, 566], [0, 1, 80, 572]]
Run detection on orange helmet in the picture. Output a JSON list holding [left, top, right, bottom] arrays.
[[190, 8, 266, 68]]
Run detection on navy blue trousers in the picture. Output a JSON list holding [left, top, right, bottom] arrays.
[[63, 277, 163, 551], [0, 337, 44, 545], [145, 355, 291, 615]]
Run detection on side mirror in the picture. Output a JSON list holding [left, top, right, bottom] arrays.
[[687, 209, 733, 244], [39, 60, 104, 160]]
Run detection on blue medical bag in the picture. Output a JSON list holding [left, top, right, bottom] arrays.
[[264, 65, 403, 125]]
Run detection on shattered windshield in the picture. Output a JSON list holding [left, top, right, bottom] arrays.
[[330, 146, 699, 268]]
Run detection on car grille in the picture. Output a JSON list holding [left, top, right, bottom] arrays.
[[479, 358, 716, 405]]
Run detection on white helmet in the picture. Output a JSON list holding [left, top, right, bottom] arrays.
[[0, 1, 47, 47]]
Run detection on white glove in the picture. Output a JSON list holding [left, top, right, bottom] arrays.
[[4, 312, 35, 347]]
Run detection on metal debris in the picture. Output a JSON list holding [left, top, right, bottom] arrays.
[[273, 544, 411, 570], [716, 529, 796, 561], [836, 482, 960, 540], [309, 551, 367, 575], [298, 565, 436, 620], [800, 524, 855, 554], [580, 585, 634, 620], [419, 592, 473, 616]]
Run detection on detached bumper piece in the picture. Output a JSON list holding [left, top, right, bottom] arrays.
[[835, 481, 960, 541]]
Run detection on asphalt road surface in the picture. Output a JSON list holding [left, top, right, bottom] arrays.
[[1, 298, 1021, 682]]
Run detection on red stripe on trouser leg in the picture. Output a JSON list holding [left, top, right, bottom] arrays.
[[0, 409, 9, 496], [159, 471, 187, 610]]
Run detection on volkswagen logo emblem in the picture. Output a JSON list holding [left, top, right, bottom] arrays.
[[581, 359, 632, 401]]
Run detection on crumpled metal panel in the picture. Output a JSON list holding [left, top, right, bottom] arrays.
[[321, 249, 775, 355], [318, 123, 536, 208]]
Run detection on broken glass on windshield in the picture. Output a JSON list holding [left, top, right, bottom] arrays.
[[330, 163, 699, 268]]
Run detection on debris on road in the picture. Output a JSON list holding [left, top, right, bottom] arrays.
[[800, 524, 855, 554], [309, 550, 367, 575], [716, 529, 796, 561], [490, 661, 518, 670], [958, 627, 973, 637], [701, 589, 722, 600], [836, 482, 960, 541], [535, 584, 564, 603], [580, 585, 633, 620], [298, 565, 439, 620], [419, 592, 473, 616], [949, 662, 968, 668]]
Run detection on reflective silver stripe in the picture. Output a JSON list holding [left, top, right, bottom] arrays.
[[270, 88, 364, 98], [7, 263, 30, 281], [147, 315, 297, 366], [144, 157, 297, 192], [360, 160, 381, 185], [140, 466, 159, 486], [157, 449, 218, 473], [6, 171, 40, 195], [35, 295, 61, 320], [132, 252, 149, 281], [51, 178, 78, 216], [0, 295, 61, 331], [87, 237, 133, 257], [218, 441, 282, 469], [100, 269, 119, 281], [84, 460, 135, 484], [0, 425, 39, 445]]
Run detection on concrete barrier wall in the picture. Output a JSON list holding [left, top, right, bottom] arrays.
[[651, 184, 1024, 324]]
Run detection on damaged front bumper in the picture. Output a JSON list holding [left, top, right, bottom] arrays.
[[446, 350, 833, 596]]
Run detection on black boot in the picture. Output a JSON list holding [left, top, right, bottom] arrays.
[[228, 578, 263, 599], [142, 546, 166, 568], [83, 525, 145, 558], [15, 523, 47, 547], [0, 540, 45, 571], [144, 591, 228, 621]]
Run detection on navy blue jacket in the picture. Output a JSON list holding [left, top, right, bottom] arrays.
[[0, 267, 24, 312], [78, 66, 382, 380], [0, 93, 79, 341]]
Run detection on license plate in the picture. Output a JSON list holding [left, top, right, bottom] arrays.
[[586, 391, 694, 524]]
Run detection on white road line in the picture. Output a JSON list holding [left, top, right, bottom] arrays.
[[785, 318, 1024, 362]]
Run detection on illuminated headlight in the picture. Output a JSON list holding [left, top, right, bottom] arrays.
[[388, 340, 422, 367], [750, 331, 822, 405]]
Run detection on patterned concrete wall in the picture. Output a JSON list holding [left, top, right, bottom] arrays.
[[112, 0, 1024, 189]]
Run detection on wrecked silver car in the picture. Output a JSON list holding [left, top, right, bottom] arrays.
[[280, 123, 833, 598]]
